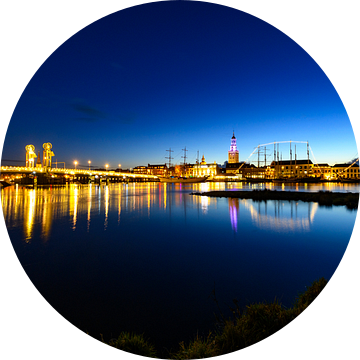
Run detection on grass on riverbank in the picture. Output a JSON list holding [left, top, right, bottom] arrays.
[[106, 332, 157, 357], [106, 278, 328, 359], [172, 278, 327, 358]]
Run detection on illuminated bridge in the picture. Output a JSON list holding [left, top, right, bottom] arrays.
[[0, 142, 160, 185], [0, 165, 159, 185]]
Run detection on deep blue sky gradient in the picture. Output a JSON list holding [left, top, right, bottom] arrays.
[[2, 1, 358, 169]]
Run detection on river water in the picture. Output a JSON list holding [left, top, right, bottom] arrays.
[[1, 182, 358, 352]]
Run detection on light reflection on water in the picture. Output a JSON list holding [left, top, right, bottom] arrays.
[[1, 182, 358, 241], [240, 199, 318, 232], [1, 182, 357, 349]]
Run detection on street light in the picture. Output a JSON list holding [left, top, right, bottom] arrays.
[[105, 164, 109, 171], [88, 160, 91, 170], [74, 161, 78, 169]]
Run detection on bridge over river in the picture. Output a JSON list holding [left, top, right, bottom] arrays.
[[1, 142, 160, 185], [0, 165, 159, 185]]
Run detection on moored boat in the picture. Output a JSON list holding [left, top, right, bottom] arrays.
[[245, 177, 272, 183], [272, 177, 298, 183], [158, 176, 209, 183], [272, 177, 320, 183], [338, 178, 360, 183], [0, 180, 13, 188], [296, 176, 321, 183]]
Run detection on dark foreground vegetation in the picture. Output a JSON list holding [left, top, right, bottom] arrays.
[[105, 278, 328, 359], [191, 190, 359, 209]]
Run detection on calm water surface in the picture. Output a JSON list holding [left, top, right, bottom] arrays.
[[1, 182, 358, 351]]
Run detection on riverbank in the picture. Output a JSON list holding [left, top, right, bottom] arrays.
[[190, 189, 359, 209], [106, 278, 328, 358]]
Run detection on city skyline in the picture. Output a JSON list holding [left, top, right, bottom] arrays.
[[1, 1, 358, 170], [5, 135, 357, 172]]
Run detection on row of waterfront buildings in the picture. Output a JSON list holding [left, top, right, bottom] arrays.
[[133, 133, 360, 180], [3, 135, 359, 182], [133, 158, 360, 180]]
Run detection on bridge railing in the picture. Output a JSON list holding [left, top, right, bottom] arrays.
[[0, 166, 158, 179], [1, 166, 45, 173]]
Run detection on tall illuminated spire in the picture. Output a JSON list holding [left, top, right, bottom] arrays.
[[228, 131, 239, 163]]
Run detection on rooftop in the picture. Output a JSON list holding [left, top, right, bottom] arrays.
[[270, 160, 313, 166]]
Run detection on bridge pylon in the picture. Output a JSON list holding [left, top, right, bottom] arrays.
[[43, 143, 54, 170], [25, 145, 37, 167]]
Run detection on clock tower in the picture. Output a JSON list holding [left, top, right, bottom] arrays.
[[228, 131, 239, 163]]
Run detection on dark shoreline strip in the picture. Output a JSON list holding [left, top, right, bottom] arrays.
[[190, 190, 359, 209]]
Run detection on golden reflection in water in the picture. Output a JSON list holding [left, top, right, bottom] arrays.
[[98, 185, 102, 213], [14, 184, 19, 218], [214, 182, 226, 191], [1, 184, 173, 242], [147, 183, 151, 218], [199, 182, 210, 193], [125, 184, 128, 209], [118, 184, 122, 225], [130, 183, 135, 211], [172, 183, 181, 207], [87, 185, 92, 232], [104, 185, 109, 231], [25, 189, 36, 242], [242, 199, 318, 232], [200, 182, 226, 192], [163, 183, 167, 210], [200, 195, 209, 213], [41, 188, 53, 241], [1, 183, 327, 243], [69, 185, 79, 231], [157, 183, 161, 209], [189, 183, 216, 213]]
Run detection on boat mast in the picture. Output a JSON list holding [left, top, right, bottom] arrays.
[[181, 146, 188, 176], [290, 140, 292, 177], [181, 146, 187, 165], [277, 143, 280, 178], [264, 146, 266, 167], [274, 142, 276, 179], [307, 141, 309, 175], [166, 148, 173, 170]]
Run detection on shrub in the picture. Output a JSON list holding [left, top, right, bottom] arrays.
[[215, 319, 245, 354], [215, 278, 328, 356], [294, 277, 328, 311], [108, 332, 157, 358], [172, 334, 218, 359], [107, 278, 328, 358], [240, 302, 287, 343]]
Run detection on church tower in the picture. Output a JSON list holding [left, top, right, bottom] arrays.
[[228, 131, 239, 163], [36, 151, 42, 168], [200, 154, 206, 165]]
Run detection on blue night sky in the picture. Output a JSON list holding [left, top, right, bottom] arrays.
[[1, 0, 358, 169]]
